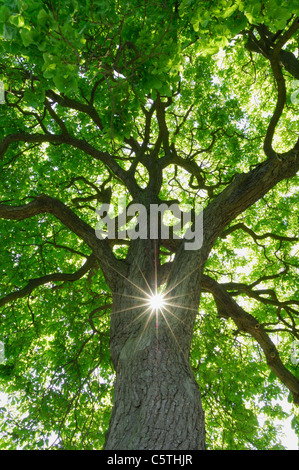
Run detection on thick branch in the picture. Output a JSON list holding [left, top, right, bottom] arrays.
[[0, 132, 65, 157], [245, 19, 299, 79], [272, 17, 299, 59], [155, 94, 171, 155], [221, 281, 299, 309], [166, 148, 299, 324], [202, 275, 299, 405], [244, 19, 299, 157], [221, 222, 298, 243], [203, 149, 299, 253], [0, 194, 127, 286], [0, 132, 140, 197], [264, 58, 287, 158], [46, 89, 140, 154], [46, 89, 104, 129], [0, 254, 97, 308]]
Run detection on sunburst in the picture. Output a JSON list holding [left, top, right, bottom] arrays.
[[145, 291, 166, 313], [101, 244, 201, 360]]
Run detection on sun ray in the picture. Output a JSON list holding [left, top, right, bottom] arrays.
[[99, 245, 201, 362], [162, 264, 202, 298], [102, 256, 153, 298], [110, 301, 151, 316], [163, 301, 199, 312], [163, 289, 199, 302], [123, 306, 153, 331], [158, 309, 188, 359], [133, 258, 155, 297], [161, 304, 189, 325], [112, 291, 151, 302], [133, 306, 155, 353]]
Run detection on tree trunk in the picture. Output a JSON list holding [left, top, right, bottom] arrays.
[[104, 245, 206, 450]]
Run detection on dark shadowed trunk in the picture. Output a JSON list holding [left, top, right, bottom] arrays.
[[104, 240, 206, 450]]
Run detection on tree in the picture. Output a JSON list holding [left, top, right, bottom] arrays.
[[0, 0, 298, 450]]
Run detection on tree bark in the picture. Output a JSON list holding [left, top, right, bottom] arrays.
[[104, 242, 206, 450]]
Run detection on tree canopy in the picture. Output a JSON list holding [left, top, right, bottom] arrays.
[[0, 0, 298, 450]]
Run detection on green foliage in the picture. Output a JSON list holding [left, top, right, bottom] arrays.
[[0, 0, 298, 451]]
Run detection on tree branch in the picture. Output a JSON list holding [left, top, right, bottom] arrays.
[[166, 146, 299, 315], [0, 132, 65, 157], [46, 89, 104, 129], [0, 194, 127, 287], [243, 19, 299, 157], [221, 222, 298, 243], [221, 280, 299, 310], [155, 94, 171, 155], [0, 254, 97, 308], [0, 131, 140, 197], [272, 17, 299, 59], [245, 19, 299, 79], [264, 58, 287, 158], [202, 148, 299, 254], [202, 274, 299, 405]]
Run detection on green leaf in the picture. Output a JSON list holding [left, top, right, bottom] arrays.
[[37, 9, 49, 26], [9, 14, 25, 28], [0, 5, 10, 23], [0, 0, 298, 452], [20, 28, 35, 47], [222, 4, 239, 18], [23, 89, 44, 108], [2, 23, 15, 40]]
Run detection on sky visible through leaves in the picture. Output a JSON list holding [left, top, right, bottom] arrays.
[[0, 0, 298, 450]]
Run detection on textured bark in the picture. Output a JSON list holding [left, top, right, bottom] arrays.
[[104, 241, 206, 450]]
